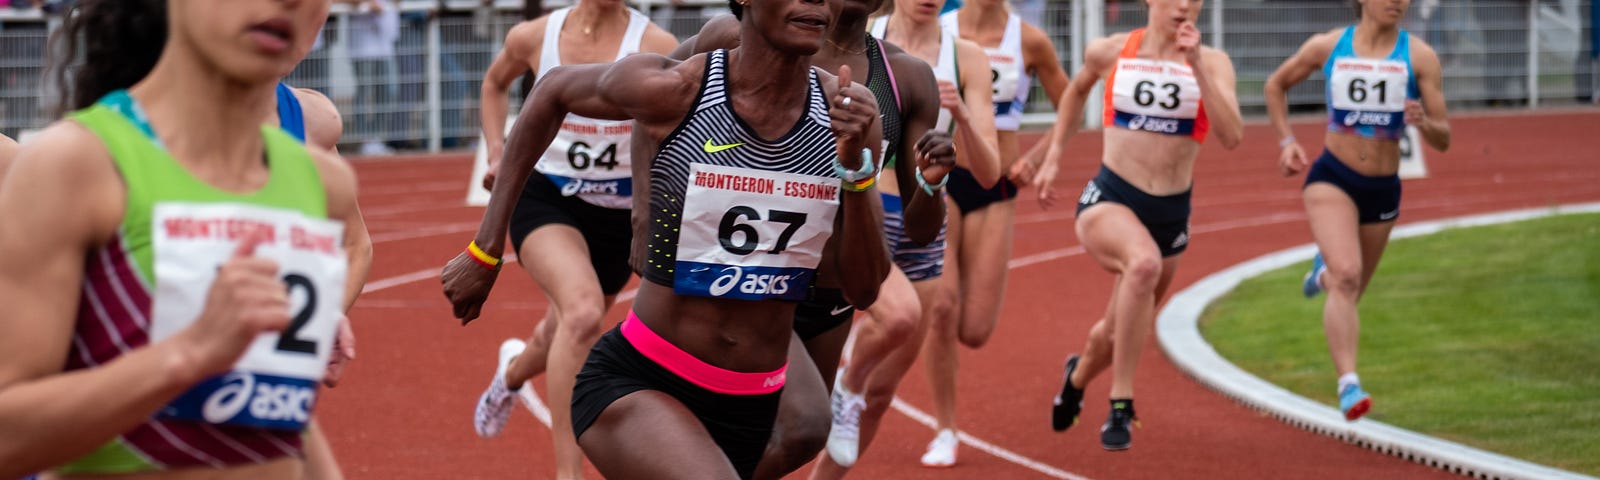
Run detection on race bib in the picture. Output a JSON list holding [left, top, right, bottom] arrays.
[[988, 49, 1022, 103], [673, 163, 840, 301], [1328, 57, 1409, 130], [151, 203, 347, 430], [1110, 58, 1202, 135], [536, 115, 634, 208]]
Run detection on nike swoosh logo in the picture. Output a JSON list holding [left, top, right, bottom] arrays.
[[703, 139, 744, 153], [830, 305, 853, 316]]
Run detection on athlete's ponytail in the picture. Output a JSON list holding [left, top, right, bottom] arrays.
[[48, 0, 168, 116]]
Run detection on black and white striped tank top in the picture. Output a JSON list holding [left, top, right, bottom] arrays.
[[644, 49, 844, 302]]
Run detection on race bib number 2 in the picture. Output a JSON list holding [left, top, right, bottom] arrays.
[[150, 203, 347, 430], [674, 164, 840, 301]]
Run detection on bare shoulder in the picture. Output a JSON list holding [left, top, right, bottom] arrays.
[[305, 145, 359, 212], [1086, 33, 1127, 60], [504, 17, 548, 58], [599, 53, 704, 123], [1407, 34, 1441, 66], [3, 120, 123, 231], [0, 134, 17, 173], [640, 21, 681, 54], [291, 88, 344, 151], [1019, 21, 1054, 51], [1199, 45, 1234, 65]]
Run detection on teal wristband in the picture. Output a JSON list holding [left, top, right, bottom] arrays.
[[833, 148, 876, 183], [916, 166, 948, 196]]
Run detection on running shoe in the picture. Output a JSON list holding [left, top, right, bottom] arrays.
[[1302, 253, 1327, 298], [1100, 399, 1137, 451], [1339, 383, 1372, 421], [825, 371, 867, 467], [473, 338, 526, 438], [920, 428, 958, 467], [1051, 354, 1085, 432]]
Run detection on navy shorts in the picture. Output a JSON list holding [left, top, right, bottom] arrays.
[[572, 323, 783, 480], [1076, 166, 1192, 257], [946, 166, 1019, 215], [792, 287, 853, 341], [508, 172, 634, 294], [1304, 150, 1402, 224]]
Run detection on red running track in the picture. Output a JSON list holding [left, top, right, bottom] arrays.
[[319, 110, 1599, 479]]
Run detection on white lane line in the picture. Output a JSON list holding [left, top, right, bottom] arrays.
[[1156, 202, 1600, 480], [890, 398, 1091, 480]]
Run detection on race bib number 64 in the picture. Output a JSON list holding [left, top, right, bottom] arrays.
[[151, 203, 347, 431]]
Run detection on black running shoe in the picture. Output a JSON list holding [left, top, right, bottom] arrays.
[[1100, 398, 1137, 451], [1050, 355, 1085, 432]]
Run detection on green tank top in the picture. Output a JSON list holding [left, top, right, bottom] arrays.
[[56, 90, 335, 474]]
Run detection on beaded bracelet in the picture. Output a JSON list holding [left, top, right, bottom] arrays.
[[841, 175, 876, 193]]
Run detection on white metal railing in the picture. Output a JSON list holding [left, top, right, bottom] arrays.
[[1, 0, 1594, 150]]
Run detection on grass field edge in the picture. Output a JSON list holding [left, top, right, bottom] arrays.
[[1155, 202, 1600, 480]]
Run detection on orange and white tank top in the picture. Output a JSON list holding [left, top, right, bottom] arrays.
[[1102, 28, 1209, 143]]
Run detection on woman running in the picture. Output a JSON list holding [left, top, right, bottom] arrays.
[[671, 0, 957, 474], [466, 1, 676, 477], [918, 0, 1069, 466], [868, 0, 1008, 468], [1264, 0, 1450, 421], [0, 0, 364, 477], [440, 0, 891, 476], [1033, 0, 1242, 451]]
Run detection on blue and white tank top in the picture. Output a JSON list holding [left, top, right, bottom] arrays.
[[642, 50, 842, 302], [1323, 26, 1418, 141], [940, 11, 1030, 131], [532, 6, 650, 209]]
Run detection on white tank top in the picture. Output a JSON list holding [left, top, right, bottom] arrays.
[[870, 16, 959, 132], [939, 11, 1029, 131], [531, 6, 649, 209]]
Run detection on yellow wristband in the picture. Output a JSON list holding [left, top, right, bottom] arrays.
[[841, 175, 876, 193], [466, 241, 501, 268]]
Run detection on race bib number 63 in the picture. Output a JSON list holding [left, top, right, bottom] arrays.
[[151, 203, 347, 431]]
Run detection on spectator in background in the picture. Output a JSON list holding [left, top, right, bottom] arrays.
[[350, 0, 400, 155], [1474, 0, 1530, 105]]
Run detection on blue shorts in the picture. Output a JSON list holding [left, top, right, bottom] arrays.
[[1304, 150, 1402, 224], [1076, 165, 1192, 258], [945, 166, 1019, 215], [883, 193, 946, 281]]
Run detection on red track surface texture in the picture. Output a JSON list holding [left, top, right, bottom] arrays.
[[321, 111, 1599, 479]]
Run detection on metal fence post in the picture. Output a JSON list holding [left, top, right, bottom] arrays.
[[1211, 0, 1223, 51], [1528, 0, 1540, 108], [427, 14, 442, 152], [1084, 0, 1105, 128]]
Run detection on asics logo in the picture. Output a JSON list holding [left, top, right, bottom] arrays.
[[1128, 114, 1180, 133], [1345, 111, 1393, 126], [1344, 111, 1362, 126], [202, 372, 254, 423], [703, 139, 744, 153], [1127, 115, 1147, 131], [708, 266, 792, 297]]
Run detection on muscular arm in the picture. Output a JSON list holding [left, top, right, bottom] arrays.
[[1046, 36, 1118, 162], [480, 21, 543, 167], [823, 72, 890, 308], [1193, 47, 1243, 149], [951, 39, 1002, 188], [0, 127, 206, 476], [1017, 23, 1070, 166], [888, 55, 948, 246], [1264, 32, 1334, 147], [1409, 39, 1451, 152]]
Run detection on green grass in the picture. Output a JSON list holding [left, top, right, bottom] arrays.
[[1200, 212, 1600, 475]]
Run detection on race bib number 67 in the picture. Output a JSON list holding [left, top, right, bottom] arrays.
[[674, 163, 840, 301], [150, 203, 347, 431]]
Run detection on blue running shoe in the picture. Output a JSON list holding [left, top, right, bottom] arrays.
[[1302, 253, 1327, 298], [1339, 384, 1372, 421]]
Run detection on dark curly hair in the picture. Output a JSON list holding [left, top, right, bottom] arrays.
[[48, 0, 169, 116]]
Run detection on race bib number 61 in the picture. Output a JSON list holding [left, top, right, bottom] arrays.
[[151, 203, 347, 431]]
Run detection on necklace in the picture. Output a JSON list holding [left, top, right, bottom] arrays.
[[826, 38, 867, 56]]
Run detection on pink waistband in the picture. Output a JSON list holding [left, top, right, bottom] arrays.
[[621, 311, 786, 395]]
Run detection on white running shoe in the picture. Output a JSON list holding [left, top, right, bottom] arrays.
[[473, 338, 526, 438], [920, 429, 958, 468], [825, 371, 867, 467]]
